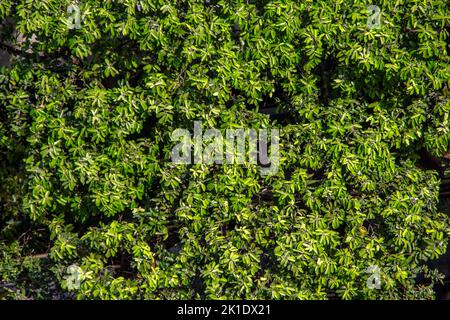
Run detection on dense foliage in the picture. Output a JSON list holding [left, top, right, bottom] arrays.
[[0, 0, 449, 299]]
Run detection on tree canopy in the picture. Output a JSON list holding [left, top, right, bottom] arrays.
[[0, 0, 449, 299]]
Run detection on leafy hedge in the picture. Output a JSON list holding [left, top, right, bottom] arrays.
[[0, 0, 449, 299]]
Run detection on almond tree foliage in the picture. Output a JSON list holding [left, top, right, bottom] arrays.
[[0, 0, 449, 299]]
